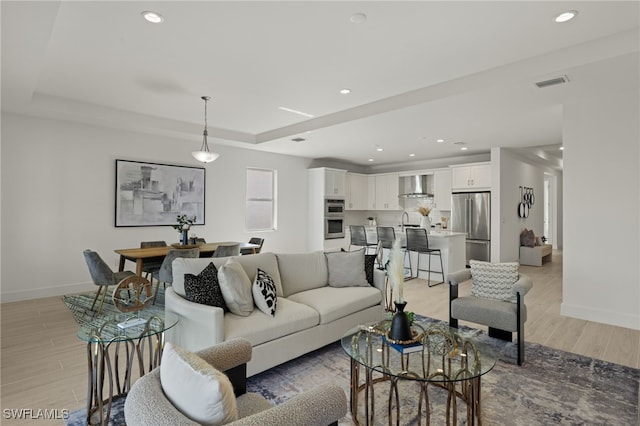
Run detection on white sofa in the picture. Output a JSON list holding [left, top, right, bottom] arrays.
[[165, 251, 385, 376]]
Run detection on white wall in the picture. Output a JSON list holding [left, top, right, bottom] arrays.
[[562, 52, 639, 330], [494, 148, 546, 262], [1, 113, 312, 301]]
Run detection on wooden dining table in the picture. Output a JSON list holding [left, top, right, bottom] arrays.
[[114, 242, 261, 276]]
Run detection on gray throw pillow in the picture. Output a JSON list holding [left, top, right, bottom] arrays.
[[325, 249, 369, 287], [184, 262, 229, 312]]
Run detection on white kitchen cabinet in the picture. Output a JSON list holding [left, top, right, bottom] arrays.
[[367, 176, 377, 210], [345, 173, 368, 210], [324, 168, 346, 197], [451, 163, 492, 190], [374, 174, 401, 210], [434, 168, 452, 210]]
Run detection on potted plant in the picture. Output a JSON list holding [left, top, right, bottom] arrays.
[[172, 214, 197, 245], [416, 202, 432, 231]]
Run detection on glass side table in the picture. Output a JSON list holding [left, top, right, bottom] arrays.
[[76, 311, 178, 426], [341, 320, 496, 426]]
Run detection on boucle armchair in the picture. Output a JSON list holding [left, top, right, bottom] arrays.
[[124, 338, 347, 426]]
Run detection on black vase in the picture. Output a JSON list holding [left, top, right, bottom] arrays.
[[181, 230, 189, 245], [389, 301, 413, 342]]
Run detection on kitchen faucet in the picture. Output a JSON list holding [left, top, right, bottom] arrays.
[[401, 211, 409, 230]]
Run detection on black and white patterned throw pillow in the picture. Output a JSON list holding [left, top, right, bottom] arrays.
[[252, 268, 277, 317], [184, 262, 229, 311]]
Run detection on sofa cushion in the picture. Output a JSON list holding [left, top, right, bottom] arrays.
[[365, 254, 376, 285], [224, 298, 319, 346], [172, 258, 222, 297], [287, 286, 382, 324], [218, 259, 254, 316], [276, 252, 329, 297], [470, 260, 519, 303], [160, 342, 238, 425], [214, 252, 284, 298], [184, 262, 228, 311], [252, 268, 277, 317], [325, 249, 369, 288]]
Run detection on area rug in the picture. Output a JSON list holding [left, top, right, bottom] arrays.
[[63, 287, 166, 328], [64, 313, 639, 425]]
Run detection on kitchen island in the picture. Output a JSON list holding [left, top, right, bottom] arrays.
[[363, 227, 466, 282]]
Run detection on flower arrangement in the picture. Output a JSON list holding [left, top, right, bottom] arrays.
[[416, 201, 432, 216], [172, 214, 196, 233], [387, 239, 405, 303]]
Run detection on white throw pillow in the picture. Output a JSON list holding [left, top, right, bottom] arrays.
[[160, 342, 238, 425], [325, 249, 369, 288], [252, 268, 277, 317], [470, 260, 519, 303], [218, 259, 254, 316]]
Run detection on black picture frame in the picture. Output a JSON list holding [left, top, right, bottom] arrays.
[[115, 159, 205, 227]]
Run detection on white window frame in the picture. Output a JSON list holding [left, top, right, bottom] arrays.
[[245, 167, 277, 231]]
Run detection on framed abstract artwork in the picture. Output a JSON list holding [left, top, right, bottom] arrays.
[[115, 159, 205, 227]]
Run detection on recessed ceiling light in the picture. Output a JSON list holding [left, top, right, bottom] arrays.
[[278, 106, 315, 118], [555, 10, 577, 23], [376, 147, 383, 152], [409, 153, 416, 157], [339, 88, 351, 95], [460, 146, 468, 151], [559, 146, 564, 151], [350, 13, 367, 24], [436, 139, 445, 143], [142, 11, 164, 23], [368, 158, 374, 162]]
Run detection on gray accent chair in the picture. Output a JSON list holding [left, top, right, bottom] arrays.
[[83, 249, 135, 315], [447, 268, 533, 365], [212, 243, 241, 258], [124, 338, 347, 426], [152, 248, 200, 304], [348, 225, 376, 254], [405, 227, 444, 286]]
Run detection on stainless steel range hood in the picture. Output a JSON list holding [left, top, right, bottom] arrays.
[[399, 175, 434, 198]]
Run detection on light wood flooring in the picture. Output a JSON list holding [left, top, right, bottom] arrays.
[[1, 250, 638, 425]]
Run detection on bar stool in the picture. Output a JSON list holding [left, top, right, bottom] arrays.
[[405, 228, 444, 287], [349, 225, 376, 254]]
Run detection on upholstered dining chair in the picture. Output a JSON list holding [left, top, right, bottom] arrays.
[[212, 243, 241, 258], [83, 249, 136, 315], [140, 240, 167, 282], [240, 237, 264, 255], [152, 248, 200, 304], [349, 225, 376, 254]]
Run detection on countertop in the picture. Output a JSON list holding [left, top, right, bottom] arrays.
[[362, 227, 466, 238]]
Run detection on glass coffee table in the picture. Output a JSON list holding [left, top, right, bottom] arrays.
[[77, 311, 178, 426], [341, 320, 496, 426]]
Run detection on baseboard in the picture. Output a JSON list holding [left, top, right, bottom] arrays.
[[561, 302, 640, 331], [1, 282, 94, 303]]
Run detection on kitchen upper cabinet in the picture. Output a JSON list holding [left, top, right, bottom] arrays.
[[434, 168, 452, 210], [374, 174, 401, 210], [345, 173, 368, 210], [323, 168, 346, 197], [367, 176, 376, 210], [451, 163, 492, 191]]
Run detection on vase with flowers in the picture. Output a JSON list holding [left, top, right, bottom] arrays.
[[386, 239, 413, 342], [172, 214, 197, 245], [416, 201, 432, 233]]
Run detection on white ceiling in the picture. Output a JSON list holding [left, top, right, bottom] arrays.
[[2, 1, 639, 169]]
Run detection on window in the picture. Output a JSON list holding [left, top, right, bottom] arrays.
[[246, 168, 276, 231]]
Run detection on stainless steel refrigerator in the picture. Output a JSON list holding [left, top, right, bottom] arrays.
[[451, 192, 491, 264]]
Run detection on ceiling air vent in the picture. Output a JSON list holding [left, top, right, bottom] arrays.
[[535, 75, 569, 88], [291, 137, 306, 142]]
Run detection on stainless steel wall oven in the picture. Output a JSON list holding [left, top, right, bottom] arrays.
[[324, 198, 345, 239]]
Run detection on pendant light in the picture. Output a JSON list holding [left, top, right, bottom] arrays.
[[192, 96, 220, 163]]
